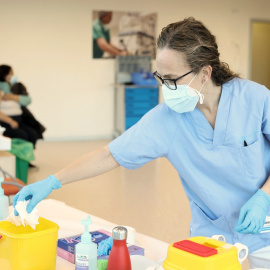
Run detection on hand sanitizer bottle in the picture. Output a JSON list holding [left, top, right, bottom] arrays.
[[75, 216, 97, 270], [0, 177, 9, 221]]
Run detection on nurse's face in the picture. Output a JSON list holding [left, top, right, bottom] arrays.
[[156, 48, 202, 90], [5, 69, 14, 83], [101, 12, 112, 24]]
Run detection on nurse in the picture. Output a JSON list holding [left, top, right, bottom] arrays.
[[13, 17, 270, 268]]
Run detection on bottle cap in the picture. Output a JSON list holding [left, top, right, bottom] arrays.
[[112, 226, 127, 240], [81, 215, 92, 244]]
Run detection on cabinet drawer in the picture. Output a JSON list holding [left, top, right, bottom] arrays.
[[125, 94, 158, 102], [125, 101, 157, 109], [125, 116, 142, 130]]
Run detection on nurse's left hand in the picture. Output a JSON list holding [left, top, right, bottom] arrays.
[[234, 189, 270, 234], [97, 237, 113, 256]]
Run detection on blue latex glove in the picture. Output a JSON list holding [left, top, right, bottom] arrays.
[[97, 237, 113, 256], [13, 175, 62, 216], [234, 189, 270, 234]]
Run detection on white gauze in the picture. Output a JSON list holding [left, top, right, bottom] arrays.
[[7, 200, 39, 229]]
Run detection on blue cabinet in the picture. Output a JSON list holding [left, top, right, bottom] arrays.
[[114, 85, 159, 136], [125, 87, 158, 130]]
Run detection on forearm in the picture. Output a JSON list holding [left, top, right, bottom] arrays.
[[54, 145, 119, 185], [261, 175, 270, 195], [5, 94, 31, 106], [101, 44, 121, 55], [0, 112, 15, 125], [110, 43, 123, 52], [4, 94, 19, 102], [97, 38, 121, 56]]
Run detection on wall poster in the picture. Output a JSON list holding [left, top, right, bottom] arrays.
[[92, 11, 157, 59]]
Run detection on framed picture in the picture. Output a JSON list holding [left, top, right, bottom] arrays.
[[92, 11, 157, 59]]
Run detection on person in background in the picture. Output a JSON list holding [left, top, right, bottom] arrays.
[[13, 18, 270, 268], [11, 82, 46, 140], [0, 111, 18, 130], [0, 65, 39, 149], [93, 11, 128, 58]]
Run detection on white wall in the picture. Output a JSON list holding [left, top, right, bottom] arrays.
[[0, 0, 270, 140]]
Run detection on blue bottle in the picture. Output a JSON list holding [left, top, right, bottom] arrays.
[[75, 216, 97, 270], [0, 177, 8, 221]]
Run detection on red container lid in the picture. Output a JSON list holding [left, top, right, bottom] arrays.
[[173, 240, 217, 257]]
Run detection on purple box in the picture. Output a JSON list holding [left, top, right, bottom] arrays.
[[57, 229, 144, 263]]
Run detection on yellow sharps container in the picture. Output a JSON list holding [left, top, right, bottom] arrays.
[[163, 236, 248, 270], [0, 217, 59, 270]]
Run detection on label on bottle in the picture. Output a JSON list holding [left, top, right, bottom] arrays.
[[75, 253, 89, 270]]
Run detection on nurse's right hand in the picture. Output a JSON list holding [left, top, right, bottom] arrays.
[[13, 175, 62, 216]]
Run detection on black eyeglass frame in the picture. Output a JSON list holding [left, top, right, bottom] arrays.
[[153, 70, 193, 90]]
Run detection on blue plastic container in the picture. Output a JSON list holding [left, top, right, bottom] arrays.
[[131, 72, 158, 86]]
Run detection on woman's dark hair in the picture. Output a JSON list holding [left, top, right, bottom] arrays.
[[157, 17, 239, 86], [0, 65, 12, 82], [11, 82, 28, 95]]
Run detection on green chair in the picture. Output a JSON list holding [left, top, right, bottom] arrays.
[[8, 138, 35, 184]]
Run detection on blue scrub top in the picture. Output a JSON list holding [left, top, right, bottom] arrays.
[[109, 78, 270, 253]]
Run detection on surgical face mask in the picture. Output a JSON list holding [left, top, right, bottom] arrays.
[[10, 75, 18, 85], [162, 75, 205, 113]]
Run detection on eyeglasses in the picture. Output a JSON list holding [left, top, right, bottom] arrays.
[[153, 70, 193, 90]]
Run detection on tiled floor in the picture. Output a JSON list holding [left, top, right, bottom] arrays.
[[28, 139, 250, 269]]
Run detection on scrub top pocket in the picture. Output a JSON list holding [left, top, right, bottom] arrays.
[[242, 131, 261, 146], [189, 201, 234, 243], [239, 134, 265, 181]]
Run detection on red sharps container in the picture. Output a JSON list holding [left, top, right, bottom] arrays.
[[107, 226, 132, 270]]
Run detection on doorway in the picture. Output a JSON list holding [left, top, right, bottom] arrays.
[[251, 21, 270, 89]]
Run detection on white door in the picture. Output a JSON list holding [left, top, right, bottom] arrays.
[[251, 21, 270, 89]]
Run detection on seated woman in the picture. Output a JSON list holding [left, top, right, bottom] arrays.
[[0, 65, 39, 148]]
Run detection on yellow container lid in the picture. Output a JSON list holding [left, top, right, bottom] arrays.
[[163, 237, 244, 270], [0, 217, 59, 239]]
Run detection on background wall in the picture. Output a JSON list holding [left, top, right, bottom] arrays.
[[0, 0, 270, 140]]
